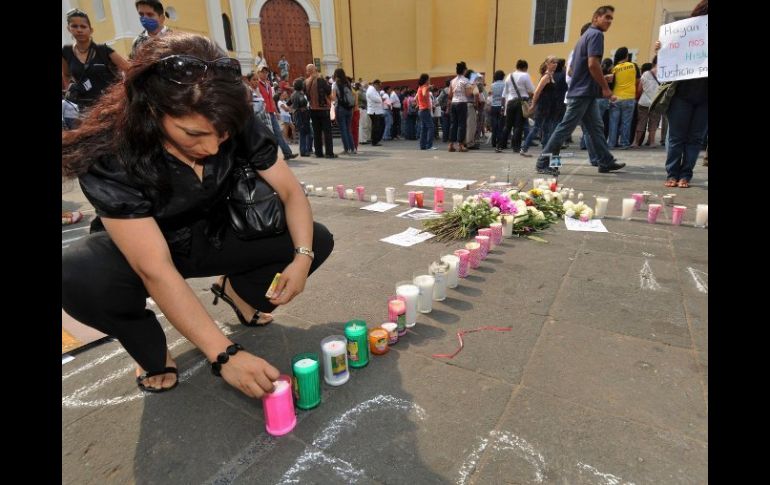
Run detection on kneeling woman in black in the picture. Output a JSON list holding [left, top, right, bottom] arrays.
[[62, 32, 334, 398]]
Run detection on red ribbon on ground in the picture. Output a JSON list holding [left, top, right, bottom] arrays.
[[432, 326, 513, 359]]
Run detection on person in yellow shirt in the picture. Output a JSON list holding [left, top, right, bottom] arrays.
[[607, 47, 640, 149]]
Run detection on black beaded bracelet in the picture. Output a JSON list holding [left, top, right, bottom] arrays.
[[211, 343, 244, 377]]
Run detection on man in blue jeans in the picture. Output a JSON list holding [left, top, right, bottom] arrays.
[[535, 5, 625, 176]]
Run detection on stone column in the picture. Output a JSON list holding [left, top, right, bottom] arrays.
[[229, 0, 255, 75], [319, 0, 340, 75], [110, 0, 143, 41], [206, 0, 228, 52]]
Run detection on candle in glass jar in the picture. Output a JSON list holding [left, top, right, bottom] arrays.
[[502, 215, 514, 237], [395, 283, 419, 327], [631, 193, 644, 210], [441, 254, 460, 288], [315, 187, 324, 196], [595, 197, 609, 219], [621, 198, 635, 220], [671, 205, 686, 226], [344, 320, 369, 368], [454, 248, 470, 278], [381, 322, 398, 345], [465, 242, 481, 268], [370, 195, 378, 202], [415, 191, 424, 208], [320, 335, 349, 386], [475, 235, 490, 259], [694, 204, 708, 227], [387, 297, 407, 336], [478, 228, 494, 249], [306, 184, 315, 195], [326, 186, 334, 197], [413, 274, 435, 313], [345, 188, 355, 200], [336, 184, 346, 199], [408, 191, 416, 207], [368, 328, 389, 355], [434, 186, 445, 213], [489, 223, 504, 246], [647, 203, 662, 224], [452, 194, 464, 211], [355, 186, 365, 201], [385, 187, 396, 203], [429, 260, 449, 301]]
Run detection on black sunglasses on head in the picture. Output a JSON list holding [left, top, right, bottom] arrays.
[[155, 55, 243, 85]]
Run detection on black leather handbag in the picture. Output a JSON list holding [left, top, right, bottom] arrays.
[[227, 160, 286, 239]]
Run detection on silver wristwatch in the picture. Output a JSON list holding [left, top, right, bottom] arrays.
[[294, 246, 315, 260]]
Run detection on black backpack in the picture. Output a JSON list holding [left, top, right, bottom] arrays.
[[337, 84, 355, 109]]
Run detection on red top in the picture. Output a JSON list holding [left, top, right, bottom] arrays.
[[258, 80, 277, 113], [417, 85, 431, 111]]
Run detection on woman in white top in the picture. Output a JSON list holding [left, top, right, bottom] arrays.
[[631, 59, 661, 148]]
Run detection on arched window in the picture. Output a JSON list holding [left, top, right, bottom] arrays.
[[222, 14, 234, 51], [92, 0, 106, 21]]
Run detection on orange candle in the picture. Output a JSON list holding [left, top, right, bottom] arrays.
[[368, 328, 390, 355]]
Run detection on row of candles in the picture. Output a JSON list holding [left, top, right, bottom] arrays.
[[300, 182, 470, 212], [261, 211, 510, 436]]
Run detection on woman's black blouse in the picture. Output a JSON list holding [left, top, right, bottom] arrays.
[[78, 114, 278, 254], [61, 44, 119, 108]]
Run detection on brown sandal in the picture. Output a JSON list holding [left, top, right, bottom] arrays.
[[664, 179, 678, 187], [677, 179, 690, 188]]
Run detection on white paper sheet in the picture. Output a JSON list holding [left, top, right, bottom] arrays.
[[360, 202, 399, 212], [405, 177, 477, 189], [563, 216, 609, 232], [395, 208, 442, 220], [380, 227, 436, 247]]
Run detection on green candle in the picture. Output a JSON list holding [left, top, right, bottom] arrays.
[[344, 320, 369, 368]]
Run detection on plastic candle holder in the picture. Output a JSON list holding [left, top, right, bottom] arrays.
[[291, 353, 321, 410], [320, 335, 349, 386], [344, 320, 369, 368], [262, 375, 297, 436]]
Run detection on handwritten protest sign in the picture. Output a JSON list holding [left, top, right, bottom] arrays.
[[657, 15, 708, 82]]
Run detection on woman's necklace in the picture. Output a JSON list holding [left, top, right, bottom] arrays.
[[74, 41, 91, 54]]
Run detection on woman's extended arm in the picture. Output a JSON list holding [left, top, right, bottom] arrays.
[[258, 159, 314, 306], [101, 216, 280, 397]]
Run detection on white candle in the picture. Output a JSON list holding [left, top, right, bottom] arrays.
[[568, 190, 575, 200], [441, 254, 460, 289], [695, 204, 708, 227], [320, 336, 349, 386], [502, 215, 514, 237], [452, 194, 464, 211], [533, 178, 544, 189], [385, 187, 396, 203], [595, 197, 609, 219], [306, 184, 315, 194], [413, 275, 435, 313], [272, 379, 290, 393], [345, 188, 355, 200], [326, 186, 334, 197], [621, 198, 635, 220], [315, 187, 324, 196], [430, 260, 449, 301], [370, 195, 378, 202], [395, 283, 419, 327], [577, 192, 584, 201]]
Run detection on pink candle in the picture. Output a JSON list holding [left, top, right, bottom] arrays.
[[336, 184, 346, 199], [478, 228, 494, 248], [475, 235, 490, 260], [647, 203, 662, 224], [408, 191, 416, 207], [671, 205, 686, 226], [355, 186, 365, 201], [489, 223, 503, 245], [434, 186, 445, 213], [631, 193, 644, 211], [454, 249, 470, 278], [465, 242, 481, 269]]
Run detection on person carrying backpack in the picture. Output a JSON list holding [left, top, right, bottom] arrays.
[[333, 68, 356, 154]]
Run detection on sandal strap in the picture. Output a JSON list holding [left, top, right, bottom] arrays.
[[137, 366, 178, 381]]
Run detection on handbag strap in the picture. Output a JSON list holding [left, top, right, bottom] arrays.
[[510, 73, 526, 101]]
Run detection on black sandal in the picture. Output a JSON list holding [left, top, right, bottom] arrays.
[[211, 275, 272, 327], [136, 367, 179, 393]]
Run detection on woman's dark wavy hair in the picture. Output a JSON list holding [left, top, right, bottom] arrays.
[[62, 32, 251, 202], [333, 68, 350, 87]]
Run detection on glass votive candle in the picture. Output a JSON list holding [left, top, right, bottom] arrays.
[[502, 215, 514, 237], [306, 184, 315, 195], [621, 198, 635, 220], [465, 242, 481, 269], [370, 195, 378, 202], [336, 184, 346, 199], [454, 249, 470, 278], [368, 327, 389, 355], [408, 191, 416, 207], [415, 191, 425, 208], [395, 282, 419, 328], [429, 259, 449, 301], [489, 223, 503, 245], [387, 296, 407, 336], [315, 187, 324, 196], [671, 205, 686, 226], [413, 274, 435, 313], [478, 228, 494, 249], [262, 375, 296, 436], [441, 254, 460, 288], [475, 235, 490, 259], [320, 335, 349, 386], [434, 186, 445, 213], [345, 188, 355, 200], [452, 194, 464, 211], [355, 186, 365, 201], [631, 193, 644, 210], [647, 203, 662, 224], [326, 186, 334, 197], [694, 204, 708, 228], [381, 322, 398, 345], [595, 197, 608, 219], [385, 187, 396, 203]]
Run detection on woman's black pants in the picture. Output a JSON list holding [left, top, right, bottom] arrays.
[[62, 221, 334, 374]]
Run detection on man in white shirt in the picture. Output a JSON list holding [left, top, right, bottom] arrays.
[[496, 59, 535, 156], [366, 80, 385, 146], [390, 89, 402, 140], [254, 51, 266, 71]]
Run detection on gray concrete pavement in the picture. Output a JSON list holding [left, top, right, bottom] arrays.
[[62, 133, 708, 484]]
